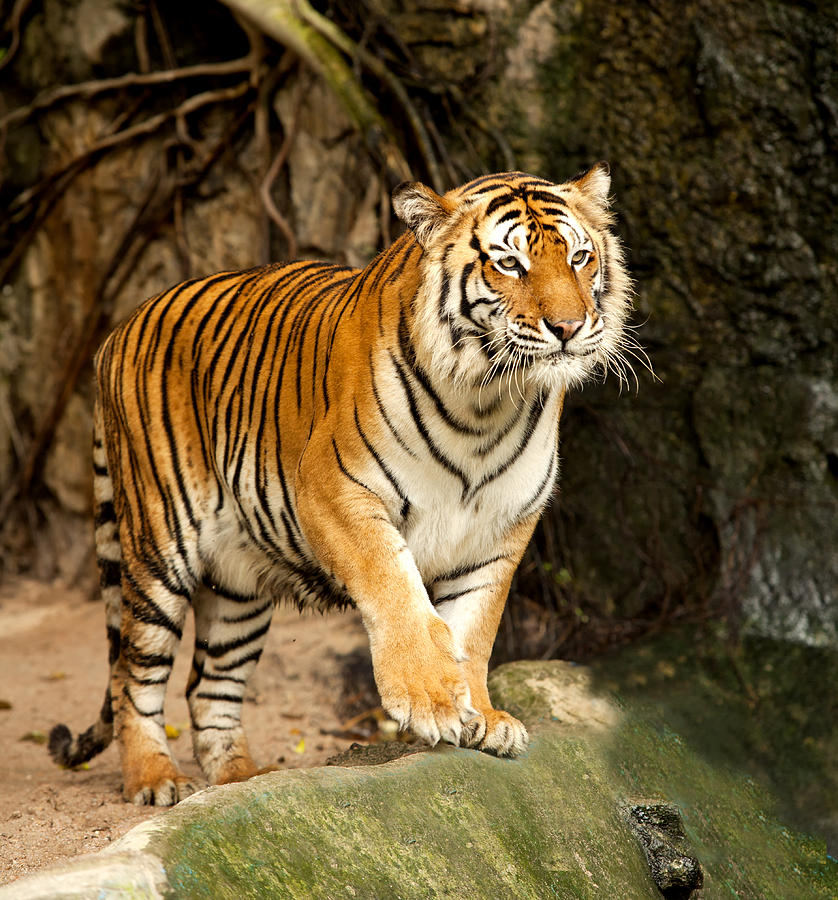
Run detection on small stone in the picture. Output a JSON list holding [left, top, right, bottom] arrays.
[[626, 802, 704, 895]]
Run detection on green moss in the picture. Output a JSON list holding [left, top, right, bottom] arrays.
[[128, 661, 837, 898]]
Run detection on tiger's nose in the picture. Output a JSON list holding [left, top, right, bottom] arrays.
[[543, 318, 583, 341]]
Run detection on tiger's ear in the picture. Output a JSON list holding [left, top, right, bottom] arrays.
[[392, 181, 454, 248], [571, 162, 611, 206]]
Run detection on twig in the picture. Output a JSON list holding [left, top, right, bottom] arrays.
[[7, 80, 252, 218], [239, 13, 274, 262], [149, 0, 178, 70], [0, 53, 258, 133], [0, 0, 35, 74], [134, 12, 151, 75], [260, 81, 303, 259]]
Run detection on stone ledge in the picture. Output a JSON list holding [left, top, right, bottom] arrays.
[[1, 660, 833, 899]]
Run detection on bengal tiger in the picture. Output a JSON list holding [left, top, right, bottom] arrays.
[[49, 165, 633, 805]]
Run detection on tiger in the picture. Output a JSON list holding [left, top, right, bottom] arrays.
[[48, 164, 632, 805]]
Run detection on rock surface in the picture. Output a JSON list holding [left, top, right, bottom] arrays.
[[490, 0, 838, 644], [1, 659, 833, 898]]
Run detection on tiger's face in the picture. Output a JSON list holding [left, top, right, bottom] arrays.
[[394, 166, 633, 392]]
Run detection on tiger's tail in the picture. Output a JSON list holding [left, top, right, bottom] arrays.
[[49, 402, 121, 768]]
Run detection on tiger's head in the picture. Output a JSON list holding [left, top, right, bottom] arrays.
[[393, 166, 636, 394]]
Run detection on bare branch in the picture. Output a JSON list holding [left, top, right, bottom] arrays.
[[0, 0, 35, 74], [0, 53, 259, 132], [260, 83, 303, 260]]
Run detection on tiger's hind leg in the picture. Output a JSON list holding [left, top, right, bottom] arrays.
[[113, 547, 199, 806], [187, 583, 275, 785]]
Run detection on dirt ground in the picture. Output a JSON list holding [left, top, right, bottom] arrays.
[[0, 576, 377, 886]]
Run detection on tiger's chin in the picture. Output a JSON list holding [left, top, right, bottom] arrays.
[[522, 349, 604, 394]]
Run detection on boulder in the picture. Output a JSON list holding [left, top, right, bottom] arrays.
[[2, 659, 833, 898]]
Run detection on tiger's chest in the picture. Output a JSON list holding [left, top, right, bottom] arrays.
[[383, 390, 562, 586]]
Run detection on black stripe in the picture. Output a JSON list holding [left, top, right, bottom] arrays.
[[353, 406, 411, 520], [433, 554, 507, 584], [436, 244, 455, 323], [206, 620, 271, 658], [94, 501, 116, 527], [123, 685, 163, 718], [398, 313, 485, 438], [467, 391, 552, 500], [458, 261, 482, 329], [485, 193, 516, 217], [370, 353, 418, 459], [494, 210, 520, 227], [212, 648, 264, 672], [331, 437, 380, 496], [122, 572, 184, 638], [474, 401, 526, 457], [98, 557, 121, 587], [122, 644, 173, 669], [525, 189, 564, 205], [469, 233, 490, 266], [107, 625, 121, 665], [433, 582, 493, 605], [198, 671, 247, 684], [194, 692, 243, 703], [204, 579, 255, 604], [221, 603, 272, 624], [100, 688, 114, 725], [517, 448, 560, 520], [388, 351, 471, 497]]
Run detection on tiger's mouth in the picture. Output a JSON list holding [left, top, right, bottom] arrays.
[[504, 337, 601, 365]]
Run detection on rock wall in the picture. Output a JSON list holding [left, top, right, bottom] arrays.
[[1, 0, 836, 646], [489, 0, 838, 644]]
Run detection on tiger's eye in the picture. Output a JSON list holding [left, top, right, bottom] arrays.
[[571, 249, 591, 267], [498, 256, 518, 269]]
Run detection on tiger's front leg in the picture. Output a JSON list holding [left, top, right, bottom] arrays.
[[431, 514, 540, 756], [296, 470, 479, 749]]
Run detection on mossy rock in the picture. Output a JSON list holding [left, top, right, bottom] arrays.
[[4, 660, 834, 899]]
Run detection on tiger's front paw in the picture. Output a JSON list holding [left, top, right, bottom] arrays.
[[373, 617, 477, 749], [461, 708, 529, 757], [123, 761, 199, 806]]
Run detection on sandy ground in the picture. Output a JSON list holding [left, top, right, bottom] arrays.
[[0, 577, 377, 886]]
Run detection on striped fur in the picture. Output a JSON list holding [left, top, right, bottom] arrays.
[[49, 166, 633, 805]]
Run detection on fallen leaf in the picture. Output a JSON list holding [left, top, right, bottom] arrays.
[[293, 738, 305, 754], [164, 724, 181, 739], [46, 671, 66, 681], [20, 731, 46, 744], [0, 699, 12, 710], [657, 661, 677, 678]]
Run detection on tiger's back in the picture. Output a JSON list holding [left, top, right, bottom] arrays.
[[50, 166, 633, 805]]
